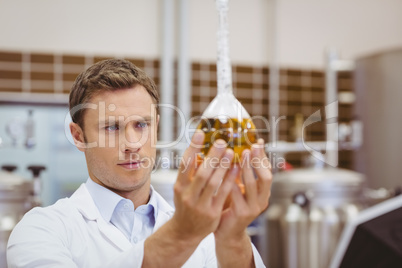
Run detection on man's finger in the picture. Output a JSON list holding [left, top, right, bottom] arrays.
[[198, 149, 234, 206], [213, 164, 239, 209], [251, 138, 273, 205], [177, 130, 205, 185], [241, 149, 259, 205], [188, 139, 228, 199]]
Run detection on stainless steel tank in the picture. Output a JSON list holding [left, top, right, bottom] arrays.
[[0, 170, 34, 267], [265, 167, 366, 268]]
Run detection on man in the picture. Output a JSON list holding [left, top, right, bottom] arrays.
[[7, 59, 272, 267]]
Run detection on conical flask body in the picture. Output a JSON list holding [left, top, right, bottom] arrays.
[[196, 92, 258, 163]]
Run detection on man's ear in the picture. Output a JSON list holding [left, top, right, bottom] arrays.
[[70, 122, 86, 152]]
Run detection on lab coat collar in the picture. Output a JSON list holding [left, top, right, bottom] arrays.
[[70, 183, 175, 250], [151, 189, 175, 231], [70, 184, 133, 250], [85, 178, 124, 222], [70, 183, 100, 221]]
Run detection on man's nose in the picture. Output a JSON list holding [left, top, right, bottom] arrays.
[[121, 126, 143, 152]]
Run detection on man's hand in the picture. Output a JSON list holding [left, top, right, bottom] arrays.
[[143, 131, 240, 267], [214, 138, 272, 268], [171, 130, 240, 243]]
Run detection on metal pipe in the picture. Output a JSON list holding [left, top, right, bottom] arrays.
[[159, 0, 175, 166], [325, 48, 339, 167], [268, 0, 280, 150], [177, 0, 191, 156]]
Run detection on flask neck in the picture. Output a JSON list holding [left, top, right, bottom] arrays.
[[216, 0, 233, 96]]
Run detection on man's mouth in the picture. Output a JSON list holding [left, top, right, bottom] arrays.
[[117, 161, 143, 170]]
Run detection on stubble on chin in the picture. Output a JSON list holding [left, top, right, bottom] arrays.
[[87, 150, 154, 192]]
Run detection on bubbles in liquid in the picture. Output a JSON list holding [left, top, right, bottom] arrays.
[[196, 117, 258, 163]]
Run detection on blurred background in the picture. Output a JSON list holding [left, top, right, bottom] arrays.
[[1, 0, 402, 267]]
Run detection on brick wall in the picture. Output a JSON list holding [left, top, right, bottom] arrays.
[[0, 50, 354, 169]]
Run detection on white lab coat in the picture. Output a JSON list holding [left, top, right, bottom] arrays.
[[7, 183, 265, 267]]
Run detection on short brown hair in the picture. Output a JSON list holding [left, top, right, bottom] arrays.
[[69, 59, 159, 128]]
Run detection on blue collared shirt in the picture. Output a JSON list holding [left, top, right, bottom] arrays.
[[86, 178, 158, 245]]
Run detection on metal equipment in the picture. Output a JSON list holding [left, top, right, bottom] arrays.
[[0, 165, 45, 267], [0, 170, 33, 267], [265, 166, 366, 268]]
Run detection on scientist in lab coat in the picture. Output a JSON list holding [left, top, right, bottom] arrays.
[[7, 59, 272, 267]]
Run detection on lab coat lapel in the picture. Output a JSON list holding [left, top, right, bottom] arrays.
[[95, 216, 132, 251], [70, 184, 132, 251], [153, 190, 175, 231]]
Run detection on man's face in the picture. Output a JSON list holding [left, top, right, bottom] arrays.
[[72, 85, 158, 196]]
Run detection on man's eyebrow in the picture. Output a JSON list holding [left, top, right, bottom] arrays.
[[98, 116, 154, 124], [138, 116, 153, 121]]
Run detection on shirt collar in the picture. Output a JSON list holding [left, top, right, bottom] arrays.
[[148, 185, 159, 221], [85, 178, 158, 223]]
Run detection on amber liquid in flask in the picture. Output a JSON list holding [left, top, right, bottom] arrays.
[[197, 117, 258, 163]]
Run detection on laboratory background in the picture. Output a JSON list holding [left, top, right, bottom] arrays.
[[1, 0, 402, 267]]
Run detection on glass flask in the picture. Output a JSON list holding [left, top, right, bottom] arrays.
[[196, 95, 258, 164], [196, 0, 258, 164]]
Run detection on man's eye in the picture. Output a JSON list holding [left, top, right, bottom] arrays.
[[105, 125, 119, 131], [136, 122, 149, 129]]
